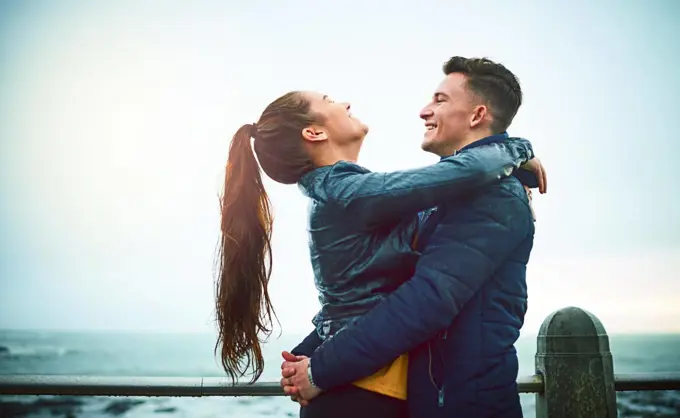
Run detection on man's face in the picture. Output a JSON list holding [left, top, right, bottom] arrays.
[[419, 73, 480, 156]]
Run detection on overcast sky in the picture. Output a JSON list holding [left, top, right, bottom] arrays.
[[1, 0, 678, 336]]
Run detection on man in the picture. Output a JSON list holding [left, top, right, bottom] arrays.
[[281, 56, 543, 417]]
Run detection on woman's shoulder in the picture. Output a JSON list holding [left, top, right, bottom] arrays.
[[298, 161, 371, 199], [304, 160, 371, 180]]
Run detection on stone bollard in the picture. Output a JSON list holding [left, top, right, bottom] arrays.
[[535, 307, 617, 418]]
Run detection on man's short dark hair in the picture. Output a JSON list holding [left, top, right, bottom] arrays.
[[443, 56, 522, 134]]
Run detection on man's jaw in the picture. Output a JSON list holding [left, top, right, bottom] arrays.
[[421, 135, 442, 156], [422, 132, 464, 158]]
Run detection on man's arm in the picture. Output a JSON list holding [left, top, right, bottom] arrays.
[[308, 183, 535, 390], [325, 138, 535, 228]]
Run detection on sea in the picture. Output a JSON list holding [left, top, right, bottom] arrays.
[[1, 330, 679, 418]]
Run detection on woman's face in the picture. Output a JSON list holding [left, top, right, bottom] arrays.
[[303, 91, 368, 147]]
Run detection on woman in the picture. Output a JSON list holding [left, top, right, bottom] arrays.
[[214, 91, 541, 417]]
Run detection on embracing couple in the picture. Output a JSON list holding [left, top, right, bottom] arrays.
[[215, 56, 547, 418]]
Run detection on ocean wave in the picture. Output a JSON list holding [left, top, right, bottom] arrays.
[[0, 345, 77, 358]]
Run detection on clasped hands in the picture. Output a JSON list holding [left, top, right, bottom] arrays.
[[280, 351, 322, 406]]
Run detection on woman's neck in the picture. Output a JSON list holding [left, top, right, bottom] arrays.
[[309, 142, 362, 167]]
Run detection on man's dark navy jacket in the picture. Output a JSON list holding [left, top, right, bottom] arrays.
[[293, 134, 536, 418]]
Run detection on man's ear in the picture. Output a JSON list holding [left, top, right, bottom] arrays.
[[301, 126, 329, 143], [469, 105, 488, 129]]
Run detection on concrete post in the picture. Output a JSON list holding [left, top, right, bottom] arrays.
[[535, 306, 617, 418]]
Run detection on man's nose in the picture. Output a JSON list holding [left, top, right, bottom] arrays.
[[420, 107, 433, 119]]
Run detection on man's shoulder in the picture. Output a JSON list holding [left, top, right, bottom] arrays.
[[443, 176, 530, 211], [495, 176, 532, 206], [437, 177, 533, 232]]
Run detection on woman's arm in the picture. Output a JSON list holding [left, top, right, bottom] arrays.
[[325, 137, 535, 228]]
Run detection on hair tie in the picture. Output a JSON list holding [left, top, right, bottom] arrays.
[[250, 123, 258, 138]]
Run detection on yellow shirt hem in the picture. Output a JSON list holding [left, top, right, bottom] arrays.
[[351, 354, 408, 400]]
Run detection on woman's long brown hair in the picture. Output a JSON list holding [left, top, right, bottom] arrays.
[[215, 123, 275, 384], [215, 92, 316, 384]]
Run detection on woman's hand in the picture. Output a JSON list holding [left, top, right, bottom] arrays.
[[522, 157, 547, 194]]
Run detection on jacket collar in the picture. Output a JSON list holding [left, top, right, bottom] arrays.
[[441, 131, 509, 160]]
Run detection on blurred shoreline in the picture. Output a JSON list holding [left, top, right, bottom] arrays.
[[1, 330, 679, 417]]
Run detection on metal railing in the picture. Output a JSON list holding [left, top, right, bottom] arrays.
[[1, 373, 679, 397], [2, 307, 680, 418]]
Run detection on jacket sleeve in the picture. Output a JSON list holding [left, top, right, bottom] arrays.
[[308, 184, 535, 390], [325, 138, 535, 228], [290, 329, 323, 357]]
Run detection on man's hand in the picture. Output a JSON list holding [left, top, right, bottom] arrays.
[[280, 352, 322, 402], [522, 157, 547, 194]]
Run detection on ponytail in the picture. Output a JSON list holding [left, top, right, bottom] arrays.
[[215, 123, 276, 384]]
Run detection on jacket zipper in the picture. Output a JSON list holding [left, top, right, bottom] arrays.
[[427, 341, 445, 408], [424, 154, 452, 408]]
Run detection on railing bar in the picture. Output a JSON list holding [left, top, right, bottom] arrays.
[[614, 373, 680, 391], [1, 373, 678, 397]]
